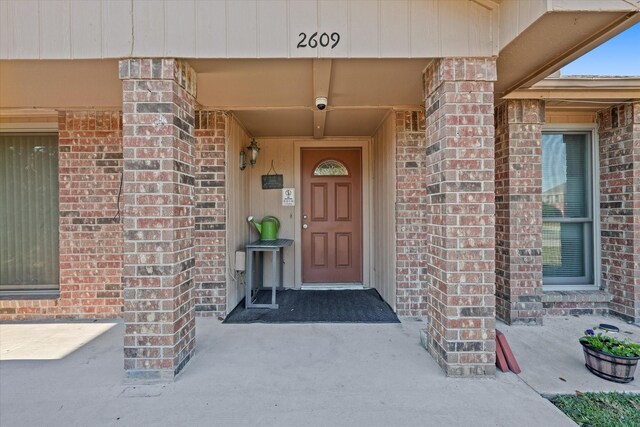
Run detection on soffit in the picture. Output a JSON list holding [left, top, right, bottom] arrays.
[[192, 59, 428, 108], [191, 59, 313, 108], [497, 11, 640, 99], [0, 59, 122, 109], [193, 58, 429, 137], [545, 100, 624, 112], [1, 58, 428, 138], [503, 77, 640, 111]]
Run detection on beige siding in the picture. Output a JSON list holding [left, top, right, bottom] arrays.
[[0, 1, 8, 59], [40, 1, 71, 59], [499, 0, 549, 50], [102, 0, 134, 57], [194, 1, 226, 57], [380, 1, 410, 57], [3, 0, 637, 60], [248, 139, 297, 288], [165, 0, 196, 58], [225, 115, 252, 312], [318, 0, 348, 57], [227, 0, 258, 58], [5, 0, 39, 59], [258, 1, 289, 58], [69, 0, 102, 58], [132, 0, 164, 57], [0, 0, 498, 59], [371, 113, 396, 309]]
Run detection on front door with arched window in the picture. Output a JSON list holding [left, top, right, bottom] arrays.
[[301, 148, 362, 283]]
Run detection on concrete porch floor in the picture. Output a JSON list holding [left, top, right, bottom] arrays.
[[0, 318, 587, 427], [500, 315, 640, 396]]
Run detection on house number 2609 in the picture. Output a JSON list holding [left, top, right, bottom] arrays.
[[297, 32, 340, 49]]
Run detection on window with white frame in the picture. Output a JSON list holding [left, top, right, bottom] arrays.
[[541, 131, 595, 287]]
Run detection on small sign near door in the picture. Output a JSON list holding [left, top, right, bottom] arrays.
[[282, 188, 295, 206]]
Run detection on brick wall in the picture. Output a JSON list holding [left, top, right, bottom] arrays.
[[598, 102, 640, 324], [395, 111, 428, 317], [542, 290, 611, 316], [120, 58, 197, 380], [194, 110, 227, 318], [494, 100, 544, 325], [423, 58, 497, 376], [0, 111, 124, 320]]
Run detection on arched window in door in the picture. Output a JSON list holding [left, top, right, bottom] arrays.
[[313, 159, 349, 176]]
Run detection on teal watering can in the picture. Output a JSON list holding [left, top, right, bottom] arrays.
[[247, 215, 280, 241]]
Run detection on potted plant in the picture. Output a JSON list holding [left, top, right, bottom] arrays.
[[579, 329, 640, 383]]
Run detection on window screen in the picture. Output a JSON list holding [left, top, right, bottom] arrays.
[[541, 132, 594, 286], [0, 134, 59, 290]]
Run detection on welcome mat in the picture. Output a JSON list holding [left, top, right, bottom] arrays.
[[223, 289, 400, 324]]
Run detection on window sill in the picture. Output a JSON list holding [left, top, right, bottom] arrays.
[[542, 290, 611, 304], [0, 290, 60, 300]]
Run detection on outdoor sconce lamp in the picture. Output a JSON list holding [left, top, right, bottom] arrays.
[[247, 138, 260, 167], [239, 150, 247, 170]]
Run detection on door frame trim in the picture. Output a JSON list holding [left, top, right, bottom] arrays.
[[294, 140, 371, 289]]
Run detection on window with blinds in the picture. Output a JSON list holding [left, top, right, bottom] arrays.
[[541, 132, 594, 286], [0, 134, 59, 291]]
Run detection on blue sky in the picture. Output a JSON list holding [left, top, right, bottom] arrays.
[[561, 23, 640, 76]]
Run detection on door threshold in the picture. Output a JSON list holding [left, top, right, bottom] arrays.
[[301, 283, 364, 290]]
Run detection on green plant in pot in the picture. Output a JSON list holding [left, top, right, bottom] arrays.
[[579, 328, 640, 383]]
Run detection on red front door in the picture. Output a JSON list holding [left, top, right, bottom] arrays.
[[301, 148, 362, 283]]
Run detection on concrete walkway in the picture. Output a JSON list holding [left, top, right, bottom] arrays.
[[500, 315, 640, 396], [0, 318, 574, 427]]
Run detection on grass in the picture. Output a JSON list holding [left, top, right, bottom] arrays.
[[551, 392, 640, 427]]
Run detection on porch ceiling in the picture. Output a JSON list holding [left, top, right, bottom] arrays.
[[0, 58, 429, 138], [191, 58, 430, 137]]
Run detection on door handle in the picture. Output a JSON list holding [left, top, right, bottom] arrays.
[[302, 224, 308, 229]]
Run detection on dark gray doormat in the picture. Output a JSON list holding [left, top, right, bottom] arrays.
[[223, 289, 400, 324]]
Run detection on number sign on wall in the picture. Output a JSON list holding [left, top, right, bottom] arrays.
[[297, 32, 341, 49]]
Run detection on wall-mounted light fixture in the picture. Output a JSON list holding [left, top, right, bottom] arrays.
[[239, 150, 247, 170], [247, 138, 260, 167]]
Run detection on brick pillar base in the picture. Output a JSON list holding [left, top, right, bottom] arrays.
[[598, 102, 640, 324], [119, 59, 197, 381], [423, 58, 497, 376], [495, 100, 545, 325]]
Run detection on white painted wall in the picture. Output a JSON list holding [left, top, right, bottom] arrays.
[[247, 138, 297, 289], [371, 113, 396, 309], [225, 114, 252, 312]]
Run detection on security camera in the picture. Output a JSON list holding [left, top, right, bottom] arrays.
[[315, 97, 328, 110]]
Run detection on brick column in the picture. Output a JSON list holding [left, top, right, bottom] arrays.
[[119, 59, 197, 381], [422, 58, 497, 376], [598, 102, 640, 324], [494, 100, 545, 325]]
